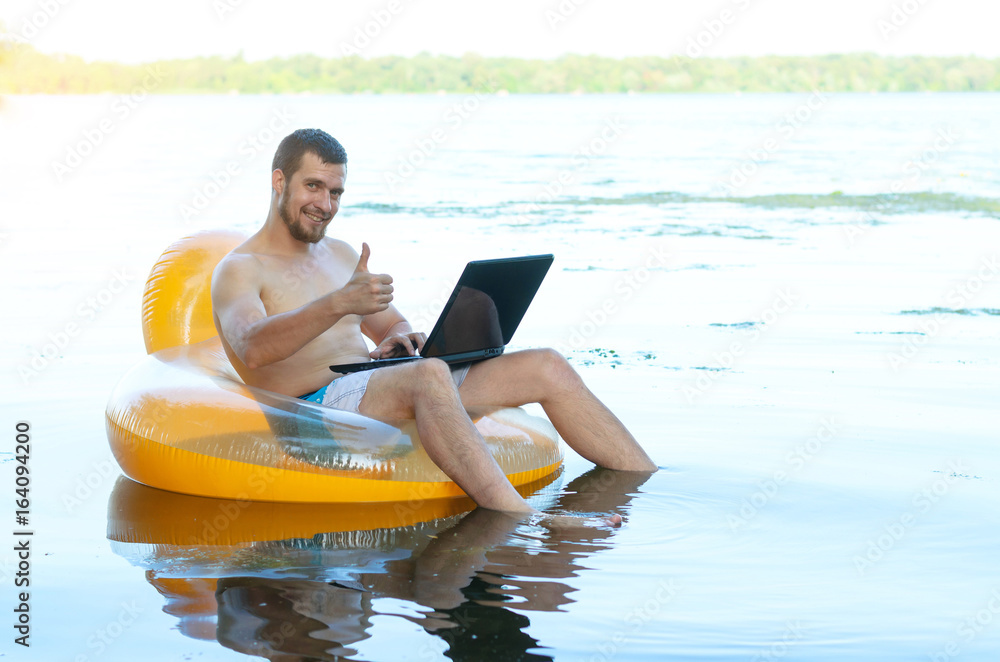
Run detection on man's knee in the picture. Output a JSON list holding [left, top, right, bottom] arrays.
[[364, 359, 456, 417], [533, 348, 581, 387], [413, 358, 455, 391]]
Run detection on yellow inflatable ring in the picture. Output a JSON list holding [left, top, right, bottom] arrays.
[[105, 231, 563, 503]]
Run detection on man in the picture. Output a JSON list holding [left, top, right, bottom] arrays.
[[212, 129, 656, 521]]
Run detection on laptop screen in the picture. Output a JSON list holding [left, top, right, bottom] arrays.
[[420, 254, 554, 359]]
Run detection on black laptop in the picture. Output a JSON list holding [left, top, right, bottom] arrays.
[[330, 254, 554, 374]]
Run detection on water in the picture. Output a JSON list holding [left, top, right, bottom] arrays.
[[1, 92, 999, 660]]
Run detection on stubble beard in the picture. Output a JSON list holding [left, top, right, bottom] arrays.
[[278, 191, 327, 244]]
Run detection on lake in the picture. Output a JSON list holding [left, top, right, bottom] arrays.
[[1, 91, 999, 660]]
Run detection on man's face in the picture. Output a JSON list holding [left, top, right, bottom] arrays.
[[277, 152, 346, 244]]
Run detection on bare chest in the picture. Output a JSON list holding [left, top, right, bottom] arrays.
[[258, 254, 353, 315]]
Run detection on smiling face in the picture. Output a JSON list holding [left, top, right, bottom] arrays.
[[275, 151, 346, 244]]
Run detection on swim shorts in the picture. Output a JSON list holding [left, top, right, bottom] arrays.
[[299, 362, 472, 413]]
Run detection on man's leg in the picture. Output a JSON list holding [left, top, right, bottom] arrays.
[[457, 349, 657, 472], [357, 358, 534, 513]]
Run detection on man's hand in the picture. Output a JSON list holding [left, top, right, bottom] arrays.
[[370, 331, 427, 359], [337, 243, 394, 316]]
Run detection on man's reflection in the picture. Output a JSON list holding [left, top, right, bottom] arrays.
[[216, 578, 373, 661], [109, 468, 649, 661]]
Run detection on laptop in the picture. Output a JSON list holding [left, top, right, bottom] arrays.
[[330, 254, 554, 374]]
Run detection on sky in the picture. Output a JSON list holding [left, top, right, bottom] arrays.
[[2, 0, 999, 63]]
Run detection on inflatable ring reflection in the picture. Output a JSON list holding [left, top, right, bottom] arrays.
[[106, 474, 560, 642]]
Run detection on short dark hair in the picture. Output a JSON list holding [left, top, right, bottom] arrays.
[[272, 129, 348, 180]]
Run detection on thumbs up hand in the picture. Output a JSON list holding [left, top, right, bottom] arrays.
[[339, 242, 393, 315], [354, 242, 372, 273]]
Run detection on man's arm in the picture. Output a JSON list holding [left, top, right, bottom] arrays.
[[362, 307, 426, 359], [212, 244, 393, 369]]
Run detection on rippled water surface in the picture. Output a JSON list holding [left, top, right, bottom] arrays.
[[1, 93, 999, 660]]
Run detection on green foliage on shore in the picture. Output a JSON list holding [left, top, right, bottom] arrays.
[[2, 42, 999, 94]]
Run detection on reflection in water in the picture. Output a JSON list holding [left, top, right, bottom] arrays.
[[431, 576, 546, 662], [216, 577, 374, 660], [108, 469, 649, 660]]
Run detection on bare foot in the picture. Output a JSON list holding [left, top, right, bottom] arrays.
[[524, 511, 623, 529]]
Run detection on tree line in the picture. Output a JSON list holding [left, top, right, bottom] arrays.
[[2, 43, 998, 94]]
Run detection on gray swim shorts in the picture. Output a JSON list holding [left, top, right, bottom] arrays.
[[299, 362, 472, 413]]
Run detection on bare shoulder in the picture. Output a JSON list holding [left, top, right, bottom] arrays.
[[211, 247, 265, 301], [213, 248, 262, 282], [320, 237, 360, 265]]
